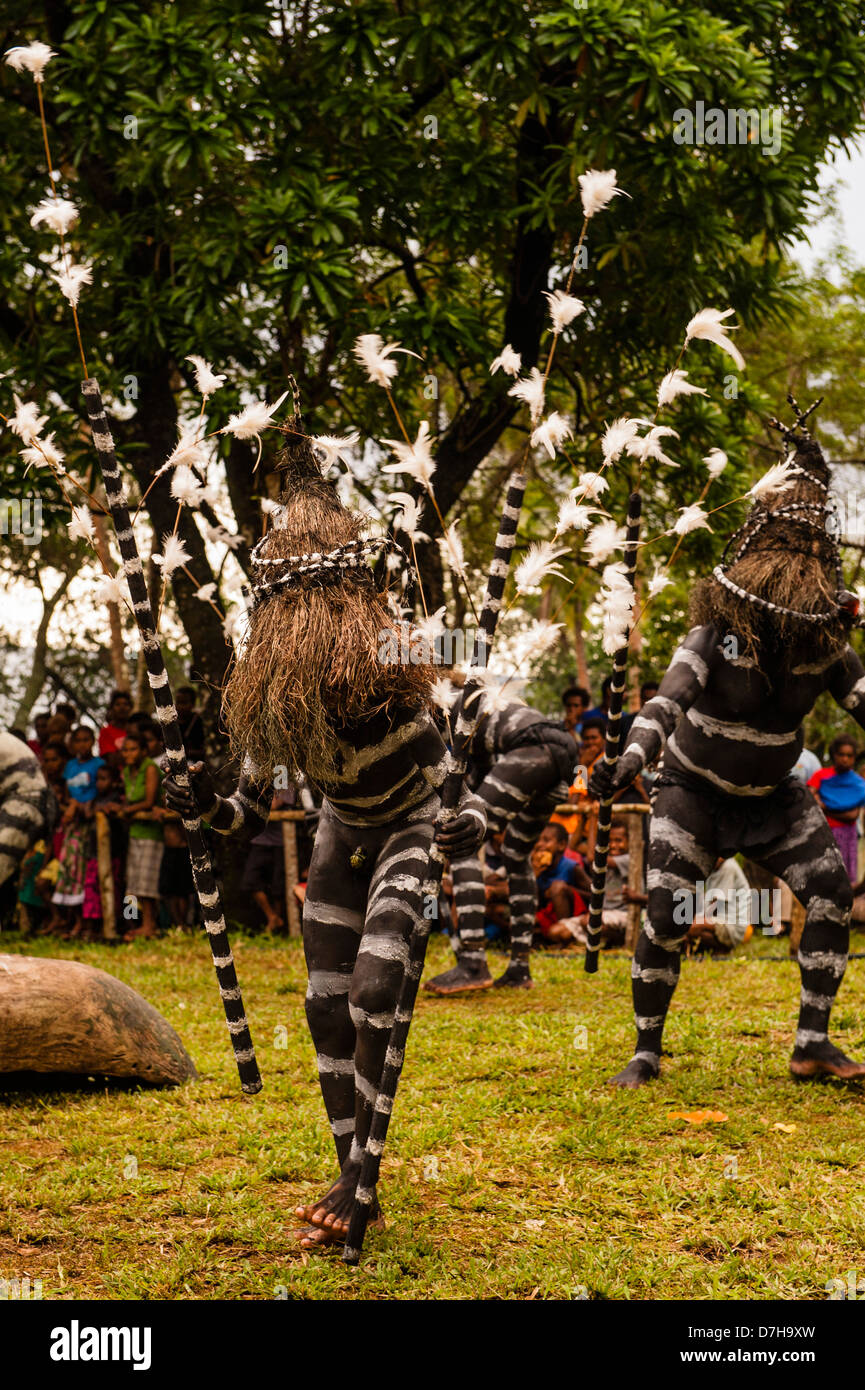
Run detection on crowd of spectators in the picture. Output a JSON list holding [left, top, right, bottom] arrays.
[[11, 674, 865, 956], [12, 688, 299, 942]]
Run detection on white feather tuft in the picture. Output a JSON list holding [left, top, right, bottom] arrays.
[[30, 197, 78, 235], [514, 541, 569, 595], [685, 307, 745, 372], [381, 421, 436, 490], [489, 344, 522, 377], [185, 355, 226, 396]]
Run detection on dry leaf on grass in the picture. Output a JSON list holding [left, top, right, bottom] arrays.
[[772, 1122, 797, 1133], [667, 1109, 729, 1125]]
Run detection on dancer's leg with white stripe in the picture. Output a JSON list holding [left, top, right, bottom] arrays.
[[611, 785, 717, 1088], [752, 787, 865, 1080]]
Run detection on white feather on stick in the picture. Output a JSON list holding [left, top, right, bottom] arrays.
[[185, 355, 226, 396], [95, 574, 128, 607], [685, 307, 745, 371], [153, 534, 192, 576], [514, 541, 569, 594], [578, 168, 625, 219], [381, 421, 436, 490], [160, 428, 208, 474], [530, 412, 573, 459], [657, 368, 708, 408], [704, 447, 728, 479], [223, 391, 289, 441], [194, 583, 217, 602], [9, 395, 48, 445], [508, 367, 546, 423], [67, 506, 94, 544], [30, 197, 78, 235], [544, 290, 585, 332], [4, 41, 55, 81], [512, 620, 563, 669], [554, 498, 597, 538], [584, 520, 627, 566], [601, 416, 644, 465], [576, 471, 609, 501], [353, 333, 418, 387], [430, 676, 457, 711], [489, 345, 522, 377], [54, 262, 92, 307], [389, 492, 430, 542], [749, 460, 795, 500], [19, 433, 65, 473], [626, 424, 679, 468], [648, 565, 672, 598], [313, 432, 360, 469], [673, 504, 713, 536], [170, 464, 205, 508]]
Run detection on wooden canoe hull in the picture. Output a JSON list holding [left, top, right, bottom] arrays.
[[0, 954, 197, 1087]]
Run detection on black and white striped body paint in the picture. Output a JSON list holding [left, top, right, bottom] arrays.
[[447, 701, 573, 971], [80, 378, 262, 1096], [585, 490, 642, 973], [0, 734, 53, 889], [343, 469, 527, 1264], [612, 623, 865, 1074]]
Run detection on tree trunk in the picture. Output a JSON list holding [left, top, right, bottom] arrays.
[[91, 511, 131, 691], [12, 571, 72, 729], [571, 597, 590, 689]]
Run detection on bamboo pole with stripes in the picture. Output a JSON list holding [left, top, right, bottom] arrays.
[[343, 468, 527, 1264], [81, 378, 263, 1095], [584, 490, 642, 974]]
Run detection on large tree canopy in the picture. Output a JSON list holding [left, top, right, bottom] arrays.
[[3, 0, 865, 730]]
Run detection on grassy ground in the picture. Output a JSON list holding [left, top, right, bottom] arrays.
[[1, 929, 864, 1301]]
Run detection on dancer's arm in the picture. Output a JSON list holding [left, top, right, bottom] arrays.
[[162, 756, 274, 840], [410, 711, 486, 856], [829, 645, 865, 728], [590, 624, 721, 796]]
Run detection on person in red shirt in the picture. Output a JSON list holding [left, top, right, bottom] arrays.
[[98, 689, 133, 764]]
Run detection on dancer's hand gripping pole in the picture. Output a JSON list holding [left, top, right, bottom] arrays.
[[343, 470, 527, 1264], [81, 379, 262, 1094], [584, 491, 642, 975]]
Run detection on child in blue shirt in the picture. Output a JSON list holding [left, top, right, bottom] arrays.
[[63, 726, 105, 804]]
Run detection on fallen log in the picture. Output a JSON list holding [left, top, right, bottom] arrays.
[[0, 954, 196, 1087]]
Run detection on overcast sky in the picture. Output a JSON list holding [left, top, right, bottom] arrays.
[[791, 143, 865, 272]]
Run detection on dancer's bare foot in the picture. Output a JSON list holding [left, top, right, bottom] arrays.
[[609, 1055, 659, 1088], [790, 1039, 865, 1081], [424, 959, 493, 995], [293, 1174, 383, 1250]]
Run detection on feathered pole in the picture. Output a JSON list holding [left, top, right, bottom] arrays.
[[343, 467, 526, 1265], [583, 492, 641, 972], [584, 306, 746, 972], [81, 380, 262, 1093], [3, 40, 262, 1093]]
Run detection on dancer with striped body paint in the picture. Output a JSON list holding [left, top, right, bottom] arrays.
[[164, 422, 485, 1249], [0, 733, 55, 919], [424, 697, 575, 994], [590, 420, 865, 1087]]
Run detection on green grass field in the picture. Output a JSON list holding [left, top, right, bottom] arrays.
[[1, 930, 864, 1301]]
